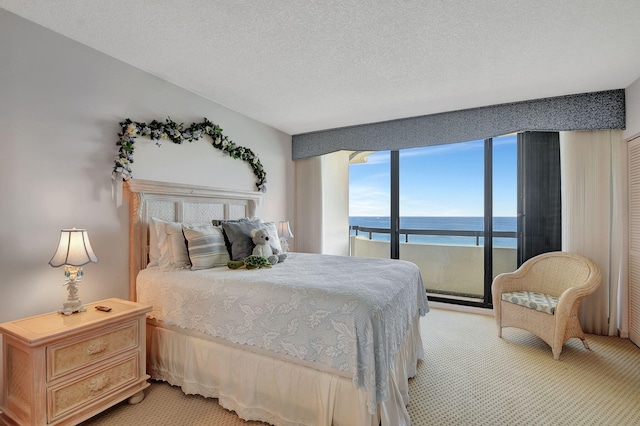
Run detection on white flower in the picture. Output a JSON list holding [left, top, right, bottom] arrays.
[[125, 123, 137, 136]]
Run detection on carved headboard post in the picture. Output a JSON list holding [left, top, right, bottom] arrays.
[[124, 180, 263, 301], [128, 189, 143, 301]]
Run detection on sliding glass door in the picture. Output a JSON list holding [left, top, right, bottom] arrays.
[[398, 140, 486, 302], [491, 135, 519, 303], [349, 136, 521, 308]]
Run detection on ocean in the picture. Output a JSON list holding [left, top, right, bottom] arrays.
[[349, 216, 517, 248]]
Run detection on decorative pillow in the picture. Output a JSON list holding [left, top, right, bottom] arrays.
[[213, 217, 250, 256], [182, 223, 230, 270], [211, 218, 248, 226], [154, 218, 191, 271], [501, 291, 558, 315], [221, 218, 262, 261], [148, 217, 162, 266], [260, 221, 283, 253]]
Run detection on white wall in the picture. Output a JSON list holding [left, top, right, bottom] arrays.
[[0, 10, 293, 324], [625, 76, 640, 140]]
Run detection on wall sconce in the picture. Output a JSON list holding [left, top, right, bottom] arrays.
[[49, 228, 98, 315], [278, 221, 294, 253]]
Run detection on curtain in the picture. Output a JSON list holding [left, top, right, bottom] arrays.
[[517, 132, 562, 265], [294, 152, 351, 255], [560, 130, 627, 336], [295, 156, 325, 254]]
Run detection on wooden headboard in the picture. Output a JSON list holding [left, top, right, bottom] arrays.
[[125, 179, 263, 301]]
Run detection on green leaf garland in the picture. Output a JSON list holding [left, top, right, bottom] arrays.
[[113, 117, 267, 192]]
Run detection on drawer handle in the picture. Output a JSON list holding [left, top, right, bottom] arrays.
[[89, 374, 110, 392], [87, 339, 109, 355]]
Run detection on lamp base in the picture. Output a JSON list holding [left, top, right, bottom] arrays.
[[279, 237, 290, 253], [59, 266, 86, 315], [59, 299, 86, 316]]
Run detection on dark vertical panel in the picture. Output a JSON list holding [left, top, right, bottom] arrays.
[[390, 150, 400, 259], [484, 139, 493, 306], [517, 132, 562, 265]]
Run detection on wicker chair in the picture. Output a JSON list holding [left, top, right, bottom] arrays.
[[491, 251, 602, 360]]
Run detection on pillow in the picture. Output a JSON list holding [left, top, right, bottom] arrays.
[[212, 217, 250, 256], [211, 218, 248, 226], [148, 217, 162, 266], [182, 223, 230, 270], [221, 218, 262, 261], [154, 219, 191, 271], [260, 221, 283, 253]]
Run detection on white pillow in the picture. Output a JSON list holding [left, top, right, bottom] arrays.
[[154, 219, 190, 271], [182, 223, 230, 270], [148, 217, 162, 266]]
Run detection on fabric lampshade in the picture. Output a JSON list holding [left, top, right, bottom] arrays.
[[49, 228, 99, 267], [278, 221, 294, 239]]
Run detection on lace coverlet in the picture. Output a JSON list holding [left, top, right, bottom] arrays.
[[137, 252, 429, 413]]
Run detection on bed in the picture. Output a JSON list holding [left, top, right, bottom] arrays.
[[125, 179, 429, 426]]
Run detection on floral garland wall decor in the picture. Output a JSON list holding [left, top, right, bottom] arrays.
[[112, 117, 267, 205]]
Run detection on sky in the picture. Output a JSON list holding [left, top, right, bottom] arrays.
[[349, 135, 517, 217]]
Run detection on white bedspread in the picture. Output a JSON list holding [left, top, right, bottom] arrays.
[[137, 252, 429, 413]]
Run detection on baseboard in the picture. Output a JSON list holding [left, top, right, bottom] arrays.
[[429, 301, 495, 317]]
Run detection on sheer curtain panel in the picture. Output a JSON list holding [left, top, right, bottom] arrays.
[[560, 130, 627, 336], [294, 152, 351, 255]]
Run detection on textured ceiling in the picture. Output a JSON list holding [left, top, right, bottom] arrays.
[[2, 1, 640, 135]]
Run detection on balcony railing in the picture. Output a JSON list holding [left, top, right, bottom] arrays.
[[349, 225, 518, 246], [349, 226, 519, 300]]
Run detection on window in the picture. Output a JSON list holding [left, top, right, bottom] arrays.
[[349, 135, 553, 308]]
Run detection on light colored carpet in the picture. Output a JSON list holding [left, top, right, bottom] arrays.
[[81, 308, 640, 425]]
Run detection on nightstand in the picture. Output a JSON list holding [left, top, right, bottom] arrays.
[[0, 298, 151, 426]]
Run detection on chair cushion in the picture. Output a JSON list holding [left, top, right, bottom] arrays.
[[501, 291, 558, 315]]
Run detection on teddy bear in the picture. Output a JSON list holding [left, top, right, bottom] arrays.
[[251, 228, 287, 265]]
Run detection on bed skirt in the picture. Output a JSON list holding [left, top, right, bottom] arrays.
[[145, 315, 424, 426]]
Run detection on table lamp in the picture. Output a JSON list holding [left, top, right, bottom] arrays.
[[278, 221, 294, 252], [49, 228, 98, 315]]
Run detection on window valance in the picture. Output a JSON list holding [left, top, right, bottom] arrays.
[[291, 89, 625, 160]]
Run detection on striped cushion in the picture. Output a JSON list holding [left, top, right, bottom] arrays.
[[182, 224, 230, 270], [501, 291, 558, 315]]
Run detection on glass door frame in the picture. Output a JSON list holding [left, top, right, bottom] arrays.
[[388, 138, 500, 309]]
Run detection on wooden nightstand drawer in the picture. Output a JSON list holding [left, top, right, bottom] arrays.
[[47, 354, 139, 422], [47, 320, 139, 381], [0, 298, 151, 425]]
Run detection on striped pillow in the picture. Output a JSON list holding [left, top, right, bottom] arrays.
[[182, 224, 230, 270]]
